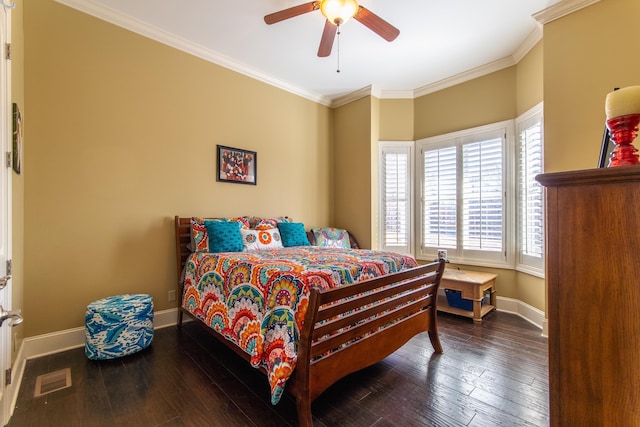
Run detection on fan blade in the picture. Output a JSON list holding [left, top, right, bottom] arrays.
[[264, 2, 319, 25], [317, 20, 337, 57], [353, 6, 400, 42]]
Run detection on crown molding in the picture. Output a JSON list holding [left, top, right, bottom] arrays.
[[534, 0, 601, 25], [335, 53, 522, 103], [345, 24, 541, 102], [55, 0, 585, 108], [413, 56, 516, 99], [331, 86, 416, 107], [331, 85, 379, 108], [54, 0, 333, 107], [379, 90, 415, 100], [512, 26, 543, 63]]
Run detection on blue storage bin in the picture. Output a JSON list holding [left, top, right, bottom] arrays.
[[444, 289, 481, 311]]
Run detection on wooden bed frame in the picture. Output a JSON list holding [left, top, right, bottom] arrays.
[[174, 216, 445, 426]]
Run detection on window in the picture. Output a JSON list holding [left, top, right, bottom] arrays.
[[378, 141, 413, 254], [422, 145, 457, 249], [417, 121, 514, 268], [379, 112, 542, 276], [516, 103, 544, 276]]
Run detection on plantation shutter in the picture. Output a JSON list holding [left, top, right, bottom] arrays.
[[462, 136, 504, 252], [379, 142, 413, 253], [422, 145, 457, 249], [518, 112, 544, 271]]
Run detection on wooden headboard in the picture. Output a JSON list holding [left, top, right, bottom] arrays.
[[174, 216, 192, 283]]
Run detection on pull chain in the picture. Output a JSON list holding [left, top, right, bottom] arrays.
[[336, 25, 341, 73]]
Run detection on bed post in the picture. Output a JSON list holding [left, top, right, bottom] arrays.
[[177, 305, 184, 327], [174, 216, 188, 327], [293, 287, 321, 427], [428, 259, 446, 353]]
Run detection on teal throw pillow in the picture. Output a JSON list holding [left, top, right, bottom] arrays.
[[205, 220, 243, 253], [278, 222, 310, 247]]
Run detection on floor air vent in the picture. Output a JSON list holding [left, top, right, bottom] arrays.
[[34, 368, 72, 397]]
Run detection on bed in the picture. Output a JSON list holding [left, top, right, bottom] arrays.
[[174, 216, 445, 426]]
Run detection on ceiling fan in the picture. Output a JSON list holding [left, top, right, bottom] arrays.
[[264, 0, 400, 57]]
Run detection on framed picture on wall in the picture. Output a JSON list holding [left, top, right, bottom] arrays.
[[598, 125, 614, 168], [216, 145, 257, 185], [599, 87, 619, 168]]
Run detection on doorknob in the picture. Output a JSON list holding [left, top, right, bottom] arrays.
[[0, 306, 22, 327], [0, 276, 10, 290]]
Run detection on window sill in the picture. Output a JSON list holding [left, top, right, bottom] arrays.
[[516, 264, 545, 279]]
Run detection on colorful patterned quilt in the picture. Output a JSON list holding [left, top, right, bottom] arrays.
[[181, 246, 418, 404]]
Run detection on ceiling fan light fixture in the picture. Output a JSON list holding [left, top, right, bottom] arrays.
[[319, 0, 359, 26]]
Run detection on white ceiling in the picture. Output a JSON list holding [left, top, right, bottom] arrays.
[[56, 0, 561, 106]]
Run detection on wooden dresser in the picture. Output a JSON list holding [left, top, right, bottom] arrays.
[[537, 166, 640, 426]]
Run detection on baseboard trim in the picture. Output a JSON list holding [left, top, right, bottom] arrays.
[[23, 307, 180, 360], [496, 296, 547, 336], [20, 301, 546, 359], [7, 340, 26, 421]]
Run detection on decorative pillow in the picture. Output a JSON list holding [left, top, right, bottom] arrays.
[[240, 228, 284, 251], [306, 231, 316, 246], [190, 216, 250, 252], [190, 217, 210, 252], [278, 222, 310, 247], [312, 227, 351, 249], [254, 216, 291, 230], [205, 220, 244, 253]]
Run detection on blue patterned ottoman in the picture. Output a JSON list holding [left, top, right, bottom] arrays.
[[85, 294, 154, 360]]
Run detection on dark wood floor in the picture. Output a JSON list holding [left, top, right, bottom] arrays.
[[8, 311, 548, 427]]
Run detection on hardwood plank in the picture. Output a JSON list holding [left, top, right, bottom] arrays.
[[469, 387, 549, 426], [10, 356, 50, 418]]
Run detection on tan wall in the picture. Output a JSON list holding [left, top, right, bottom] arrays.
[[541, 0, 640, 315], [332, 96, 373, 248], [22, 1, 332, 336], [10, 0, 24, 361], [414, 67, 517, 140], [369, 96, 380, 249], [544, 0, 640, 173], [515, 40, 545, 312], [374, 98, 415, 251], [516, 41, 544, 116], [379, 98, 414, 141]]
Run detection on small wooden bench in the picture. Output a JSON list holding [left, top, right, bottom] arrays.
[[437, 269, 497, 323]]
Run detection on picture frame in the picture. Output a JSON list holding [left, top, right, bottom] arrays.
[[216, 145, 257, 185], [599, 87, 619, 168], [598, 125, 614, 168], [12, 103, 22, 174]]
